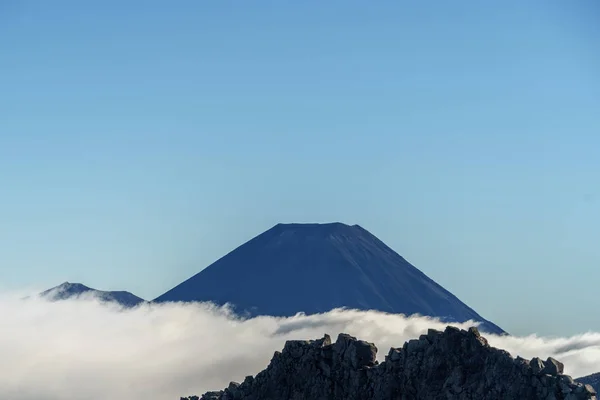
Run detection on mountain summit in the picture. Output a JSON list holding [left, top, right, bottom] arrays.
[[154, 222, 504, 334], [40, 282, 145, 308]]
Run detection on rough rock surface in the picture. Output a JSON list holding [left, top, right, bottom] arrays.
[[181, 327, 596, 400], [577, 374, 600, 398]]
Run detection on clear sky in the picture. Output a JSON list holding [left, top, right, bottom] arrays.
[[1, 0, 598, 336]]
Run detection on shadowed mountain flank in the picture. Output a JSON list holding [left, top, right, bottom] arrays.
[[578, 374, 600, 397]]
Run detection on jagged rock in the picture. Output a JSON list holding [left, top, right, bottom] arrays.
[[542, 358, 564, 376], [181, 326, 597, 400], [531, 357, 546, 375]]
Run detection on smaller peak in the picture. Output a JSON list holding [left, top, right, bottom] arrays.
[[51, 282, 92, 293]]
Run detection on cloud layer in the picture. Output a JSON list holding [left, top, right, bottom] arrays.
[[1, 292, 599, 400]]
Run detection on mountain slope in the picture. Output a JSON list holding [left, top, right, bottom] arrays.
[[578, 373, 600, 396], [154, 222, 504, 334], [40, 282, 145, 308]]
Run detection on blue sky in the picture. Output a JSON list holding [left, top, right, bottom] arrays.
[[1, 0, 598, 336]]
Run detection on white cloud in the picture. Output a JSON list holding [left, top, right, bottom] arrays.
[[1, 292, 598, 400]]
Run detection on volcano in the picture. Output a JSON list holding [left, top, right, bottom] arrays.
[[154, 223, 504, 334]]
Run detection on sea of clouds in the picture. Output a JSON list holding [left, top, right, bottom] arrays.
[[1, 292, 599, 400]]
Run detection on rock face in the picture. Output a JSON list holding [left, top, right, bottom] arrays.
[[578, 374, 600, 398], [155, 222, 504, 334], [181, 327, 597, 400], [39, 282, 145, 308]]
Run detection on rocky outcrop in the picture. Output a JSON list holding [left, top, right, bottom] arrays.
[[181, 327, 597, 400], [578, 373, 600, 398]]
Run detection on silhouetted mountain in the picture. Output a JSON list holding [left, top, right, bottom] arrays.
[[40, 282, 145, 308], [578, 373, 600, 396], [154, 222, 504, 334]]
